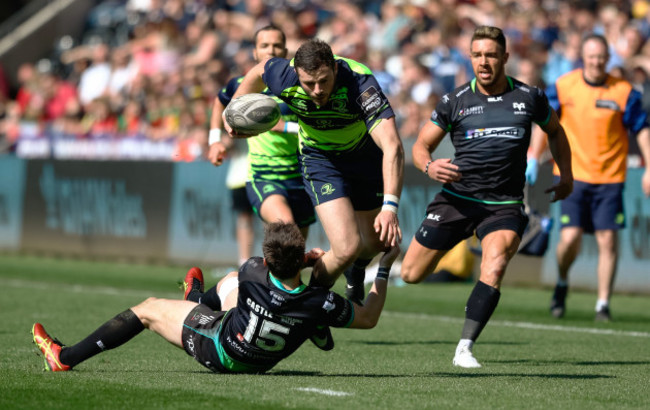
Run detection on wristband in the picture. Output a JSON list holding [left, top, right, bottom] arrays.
[[382, 193, 399, 214], [283, 121, 300, 134], [376, 267, 390, 280], [423, 159, 434, 175], [208, 128, 222, 145]]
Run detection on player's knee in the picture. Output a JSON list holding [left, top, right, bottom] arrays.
[[132, 297, 160, 326], [332, 240, 361, 267], [400, 264, 425, 284]]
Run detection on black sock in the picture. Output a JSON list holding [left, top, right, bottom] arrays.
[[344, 258, 372, 283], [198, 285, 222, 311], [59, 309, 144, 368], [186, 289, 203, 303], [461, 281, 501, 341]]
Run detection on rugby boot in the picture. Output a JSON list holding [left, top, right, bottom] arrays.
[[183, 267, 204, 300], [550, 284, 568, 318], [343, 266, 365, 306], [309, 325, 334, 351], [32, 323, 71, 372]]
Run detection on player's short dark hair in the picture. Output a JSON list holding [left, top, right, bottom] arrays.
[[254, 25, 286, 46], [294, 39, 335, 72], [580, 33, 609, 56], [471, 26, 507, 53], [263, 222, 305, 279]]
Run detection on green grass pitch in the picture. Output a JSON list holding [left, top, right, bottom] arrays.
[[1, 254, 649, 409]]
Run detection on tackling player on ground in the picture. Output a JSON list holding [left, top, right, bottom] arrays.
[[32, 222, 400, 373]]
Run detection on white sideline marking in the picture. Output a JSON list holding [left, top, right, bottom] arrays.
[[384, 311, 650, 338], [7, 279, 649, 338], [295, 387, 352, 397]]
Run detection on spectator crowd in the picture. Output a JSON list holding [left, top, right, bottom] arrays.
[[1, 0, 650, 161]]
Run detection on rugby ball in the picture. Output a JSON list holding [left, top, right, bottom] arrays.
[[224, 93, 281, 134]]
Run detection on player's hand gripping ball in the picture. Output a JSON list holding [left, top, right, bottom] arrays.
[[224, 93, 281, 135]]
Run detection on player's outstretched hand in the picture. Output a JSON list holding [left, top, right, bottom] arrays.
[[303, 247, 325, 268], [545, 176, 573, 202], [208, 141, 227, 166], [374, 211, 402, 247], [427, 158, 461, 183], [379, 245, 401, 269]]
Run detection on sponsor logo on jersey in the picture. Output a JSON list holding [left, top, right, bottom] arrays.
[[466, 127, 525, 139], [513, 102, 526, 111], [291, 99, 308, 110], [458, 106, 484, 116], [456, 86, 470, 98], [320, 183, 336, 196], [186, 337, 195, 353], [270, 292, 286, 306], [332, 99, 347, 112], [426, 213, 442, 221], [442, 94, 450, 103], [595, 99, 621, 111], [322, 300, 335, 312], [487, 96, 503, 102], [358, 86, 382, 113], [263, 184, 276, 194], [330, 88, 348, 100]]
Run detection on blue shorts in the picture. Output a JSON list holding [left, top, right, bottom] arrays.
[[415, 191, 529, 250], [299, 138, 383, 211], [246, 177, 316, 228], [557, 178, 625, 233]]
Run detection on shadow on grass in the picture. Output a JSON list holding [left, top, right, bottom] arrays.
[[432, 372, 615, 379], [574, 360, 650, 366], [350, 340, 527, 346], [491, 359, 650, 366], [269, 371, 615, 380]]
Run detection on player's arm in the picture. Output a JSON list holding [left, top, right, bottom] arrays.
[[539, 109, 573, 202], [369, 117, 404, 247], [636, 127, 650, 197], [207, 97, 234, 166], [216, 270, 239, 311], [348, 246, 400, 329], [415, 120, 461, 183]]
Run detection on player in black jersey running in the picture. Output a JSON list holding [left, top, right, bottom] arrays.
[[400, 26, 573, 368], [32, 222, 399, 373]]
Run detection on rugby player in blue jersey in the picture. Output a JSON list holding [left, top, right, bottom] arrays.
[[222, 39, 404, 304], [32, 222, 400, 373], [207, 26, 315, 238], [401, 26, 573, 368]]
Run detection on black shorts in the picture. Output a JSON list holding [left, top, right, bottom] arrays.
[[415, 190, 529, 250], [231, 186, 253, 213], [182, 304, 228, 373]]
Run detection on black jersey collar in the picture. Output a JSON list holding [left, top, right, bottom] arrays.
[[470, 76, 515, 94]]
